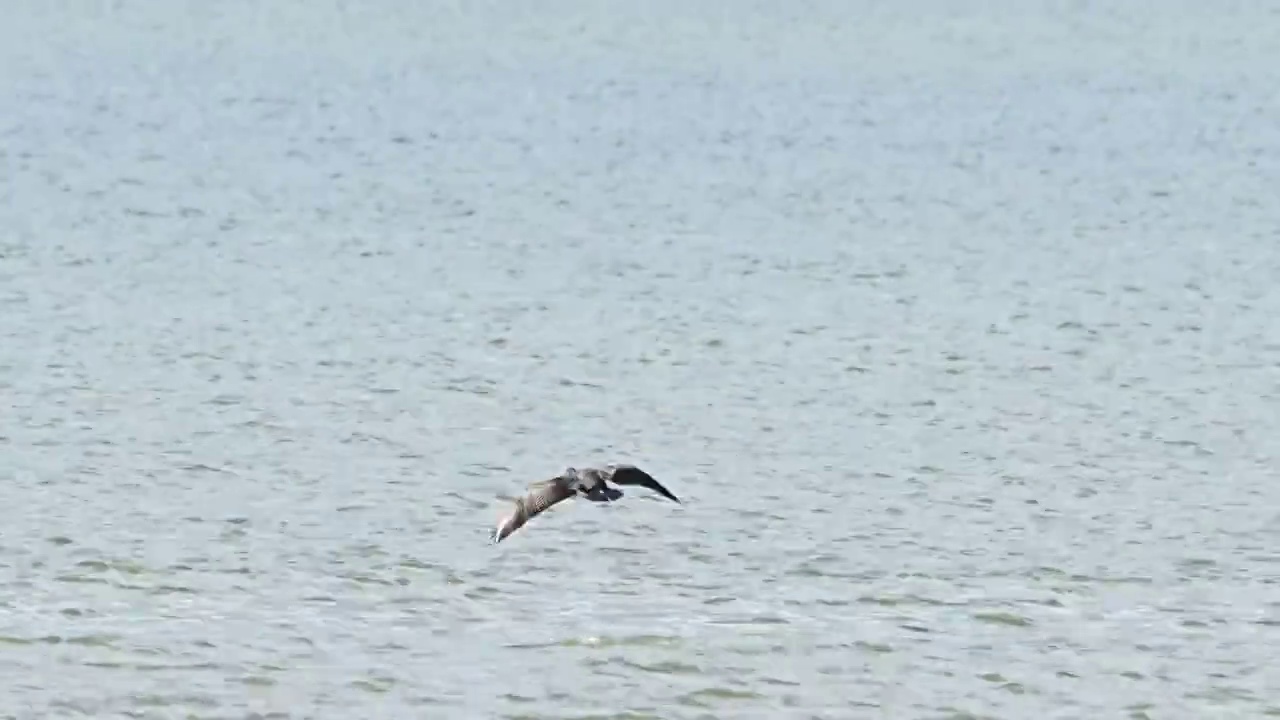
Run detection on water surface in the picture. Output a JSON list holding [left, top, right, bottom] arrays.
[[3, 1, 1280, 718]]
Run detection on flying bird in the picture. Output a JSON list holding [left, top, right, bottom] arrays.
[[491, 463, 681, 543]]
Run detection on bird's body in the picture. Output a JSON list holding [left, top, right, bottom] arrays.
[[491, 463, 681, 543]]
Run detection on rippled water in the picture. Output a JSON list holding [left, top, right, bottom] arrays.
[[4, 1, 1280, 718]]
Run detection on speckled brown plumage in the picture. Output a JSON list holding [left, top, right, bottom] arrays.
[[491, 464, 681, 543]]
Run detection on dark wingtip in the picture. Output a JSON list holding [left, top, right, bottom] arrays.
[[610, 464, 682, 504]]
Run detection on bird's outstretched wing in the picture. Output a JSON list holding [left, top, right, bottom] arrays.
[[493, 476, 577, 543], [521, 477, 578, 517], [604, 464, 681, 503]]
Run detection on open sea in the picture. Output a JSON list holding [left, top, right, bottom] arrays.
[[3, 1, 1280, 717]]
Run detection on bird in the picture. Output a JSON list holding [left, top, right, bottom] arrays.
[[491, 463, 681, 543]]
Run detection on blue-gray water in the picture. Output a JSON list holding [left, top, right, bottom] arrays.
[[3, 1, 1280, 718]]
